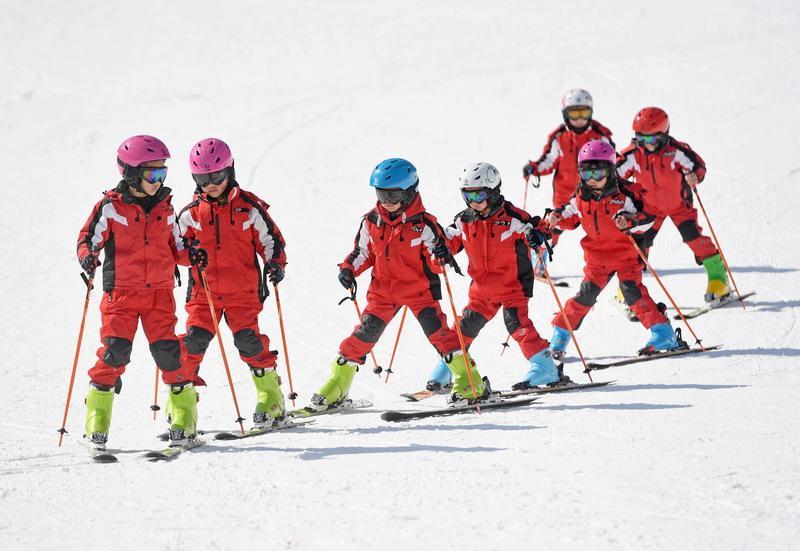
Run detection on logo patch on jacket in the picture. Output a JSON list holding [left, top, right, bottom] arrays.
[[609, 199, 625, 205], [494, 220, 511, 226], [234, 207, 251, 214], [411, 225, 424, 233]]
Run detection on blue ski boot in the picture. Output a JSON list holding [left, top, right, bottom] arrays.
[[425, 358, 453, 393], [549, 326, 571, 361], [639, 322, 679, 355], [512, 348, 560, 390]]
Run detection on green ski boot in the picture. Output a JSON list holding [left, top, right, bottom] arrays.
[[84, 386, 114, 450], [309, 356, 358, 411], [165, 383, 198, 447], [446, 351, 486, 402], [702, 253, 729, 302], [251, 368, 286, 427]]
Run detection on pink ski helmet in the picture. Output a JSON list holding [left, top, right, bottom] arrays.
[[189, 138, 234, 175], [117, 135, 170, 174], [577, 140, 616, 165]]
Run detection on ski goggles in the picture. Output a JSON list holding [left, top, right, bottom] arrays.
[[565, 107, 592, 120], [578, 167, 609, 181], [461, 189, 490, 204], [635, 133, 665, 146], [376, 188, 406, 204], [138, 166, 168, 185], [192, 169, 228, 188]]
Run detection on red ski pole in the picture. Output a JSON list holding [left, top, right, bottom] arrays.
[[150, 367, 160, 420], [57, 271, 95, 447], [535, 249, 593, 382], [691, 185, 745, 309], [384, 306, 408, 383], [626, 234, 705, 350], [273, 284, 298, 407], [200, 271, 246, 434], [441, 266, 481, 411]]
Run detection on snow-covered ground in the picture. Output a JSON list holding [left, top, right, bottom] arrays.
[[1, 1, 798, 549]]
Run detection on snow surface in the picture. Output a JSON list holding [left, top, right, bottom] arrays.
[[1, 1, 799, 549]]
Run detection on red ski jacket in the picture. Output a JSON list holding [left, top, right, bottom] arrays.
[[616, 137, 706, 216], [77, 184, 186, 292], [178, 183, 286, 300], [552, 180, 654, 265], [339, 194, 447, 304], [445, 199, 537, 300], [530, 120, 614, 208]]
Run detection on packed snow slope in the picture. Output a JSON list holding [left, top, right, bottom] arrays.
[[1, 1, 798, 549]]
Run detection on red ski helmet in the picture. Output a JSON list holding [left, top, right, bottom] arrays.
[[633, 107, 670, 135]]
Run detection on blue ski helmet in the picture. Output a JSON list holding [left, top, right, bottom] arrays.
[[369, 158, 418, 190]]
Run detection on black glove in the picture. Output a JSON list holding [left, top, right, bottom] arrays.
[[266, 260, 285, 284], [432, 240, 451, 262], [80, 253, 100, 276], [522, 162, 536, 179], [338, 268, 355, 290], [525, 227, 547, 249], [189, 247, 208, 270]]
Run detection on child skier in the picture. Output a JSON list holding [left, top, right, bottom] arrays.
[[545, 140, 681, 358], [425, 162, 562, 392], [178, 138, 288, 431], [522, 89, 614, 274], [76, 135, 192, 450], [307, 158, 487, 410], [617, 107, 728, 302]]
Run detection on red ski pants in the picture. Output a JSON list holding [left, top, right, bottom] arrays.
[[88, 289, 188, 388], [339, 299, 460, 363], [552, 260, 668, 331], [180, 292, 277, 385], [641, 205, 717, 261], [459, 295, 549, 359]]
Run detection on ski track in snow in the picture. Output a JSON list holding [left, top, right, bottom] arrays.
[[2, 1, 799, 550]]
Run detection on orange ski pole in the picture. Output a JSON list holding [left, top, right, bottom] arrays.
[[384, 306, 408, 383], [150, 367, 160, 420], [692, 185, 745, 309], [200, 271, 246, 434], [626, 234, 705, 350], [441, 266, 480, 411], [535, 249, 593, 382], [273, 284, 298, 407], [57, 271, 95, 447]]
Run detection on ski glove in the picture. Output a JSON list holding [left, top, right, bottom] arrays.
[[189, 247, 209, 269], [614, 212, 637, 232], [80, 253, 100, 276], [338, 268, 355, 290], [432, 240, 451, 261], [525, 227, 547, 249], [266, 260, 285, 285]]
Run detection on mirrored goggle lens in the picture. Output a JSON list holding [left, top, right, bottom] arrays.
[[579, 168, 608, 181], [192, 169, 228, 187], [566, 107, 592, 120], [462, 189, 490, 204], [376, 189, 406, 204], [636, 133, 662, 145], [139, 167, 168, 184]]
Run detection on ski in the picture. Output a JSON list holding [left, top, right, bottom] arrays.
[[535, 275, 568, 287], [401, 389, 443, 402], [498, 380, 615, 397], [288, 398, 373, 418], [144, 438, 206, 462], [215, 419, 315, 440], [585, 344, 722, 371], [675, 291, 755, 320], [77, 437, 118, 463], [381, 396, 539, 422]]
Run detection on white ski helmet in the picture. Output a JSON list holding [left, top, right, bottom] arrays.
[[458, 162, 502, 190], [561, 88, 593, 110]]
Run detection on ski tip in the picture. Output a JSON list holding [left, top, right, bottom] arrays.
[[381, 411, 406, 422], [400, 394, 420, 402], [214, 432, 239, 441]]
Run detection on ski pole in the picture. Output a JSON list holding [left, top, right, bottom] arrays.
[[691, 185, 746, 309], [150, 367, 160, 420], [535, 249, 593, 382], [384, 306, 408, 383], [200, 271, 246, 434], [626, 234, 705, 350], [441, 265, 481, 411], [522, 175, 540, 212], [273, 284, 298, 407], [57, 271, 96, 447], [338, 283, 384, 376]]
